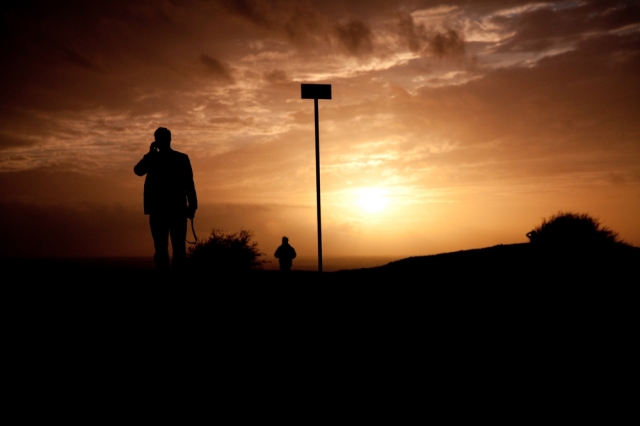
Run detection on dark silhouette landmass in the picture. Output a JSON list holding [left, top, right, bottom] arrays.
[[4, 242, 636, 352], [335, 242, 639, 282], [3, 242, 637, 284], [7, 243, 634, 398]]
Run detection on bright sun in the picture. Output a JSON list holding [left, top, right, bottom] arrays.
[[356, 188, 389, 214]]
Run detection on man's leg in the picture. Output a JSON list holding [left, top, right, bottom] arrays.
[[279, 259, 292, 272], [169, 214, 188, 271], [149, 214, 170, 271]]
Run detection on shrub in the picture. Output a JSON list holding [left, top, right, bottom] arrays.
[[526, 212, 626, 247], [188, 229, 266, 271]]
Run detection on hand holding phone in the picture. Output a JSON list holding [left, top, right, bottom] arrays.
[[149, 141, 159, 153]]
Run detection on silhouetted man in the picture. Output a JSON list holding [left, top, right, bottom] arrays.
[[274, 236, 297, 272], [134, 127, 197, 271]]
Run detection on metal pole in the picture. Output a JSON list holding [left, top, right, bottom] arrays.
[[314, 98, 323, 273], [301, 84, 330, 273]]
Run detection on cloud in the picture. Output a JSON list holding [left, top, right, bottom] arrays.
[[199, 54, 235, 82], [219, 0, 273, 28], [429, 28, 465, 57], [395, 11, 464, 57], [403, 33, 640, 176], [0, 133, 38, 150], [396, 11, 427, 52], [263, 69, 289, 84], [59, 46, 101, 71], [335, 18, 374, 56], [0, 201, 149, 257], [491, 1, 640, 54], [283, 5, 323, 44]]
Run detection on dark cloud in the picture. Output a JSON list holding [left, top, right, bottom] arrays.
[[395, 12, 464, 57], [219, 0, 273, 27], [335, 18, 373, 56], [0, 201, 148, 257], [0, 1, 244, 116], [608, 171, 629, 186], [493, 1, 640, 53], [199, 54, 235, 83], [263, 69, 288, 84], [284, 5, 322, 44], [429, 29, 465, 57], [407, 32, 640, 165], [59, 46, 101, 71], [0, 168, 139, 205], [0, 133, 38, 150], [218, 0, 331, 47], [396, 11, 427, 52]]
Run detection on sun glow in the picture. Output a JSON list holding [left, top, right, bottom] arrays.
[[356, 188, 389, 214]]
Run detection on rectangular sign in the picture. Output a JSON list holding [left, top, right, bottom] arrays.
[[301, 84, 332, 100]]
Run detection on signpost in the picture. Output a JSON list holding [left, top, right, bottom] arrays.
[[301, 83, 331, 273]]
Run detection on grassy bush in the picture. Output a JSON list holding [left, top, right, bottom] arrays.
[[188, 229, 265, 271], [527, 212, 627, 247]]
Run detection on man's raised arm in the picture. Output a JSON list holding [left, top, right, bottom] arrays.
[[134, 142, 157, 176]]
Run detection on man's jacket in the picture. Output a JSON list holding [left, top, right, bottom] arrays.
[[274, 244, 297, 261], [134, 149, 197, 216]]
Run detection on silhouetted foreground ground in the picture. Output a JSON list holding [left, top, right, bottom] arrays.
[[3, 243, 638, 284], [6, 243, 638, 337], [3, 243, 637, 313], [338, 243, 640, 282], [4, 243, 636, 406]]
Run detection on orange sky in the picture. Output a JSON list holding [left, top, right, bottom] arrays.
[[1, 0, 639, 262]]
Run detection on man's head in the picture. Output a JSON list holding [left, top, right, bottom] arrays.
[[154, 127, 171, 149], [282, 236, 289, 244]]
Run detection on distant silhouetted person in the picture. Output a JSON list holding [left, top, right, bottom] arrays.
[[274, 236, 296, 272], [134, 127, 197, 271]]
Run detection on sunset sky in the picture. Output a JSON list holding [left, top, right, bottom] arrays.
[[1, 0, 639, 262]]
